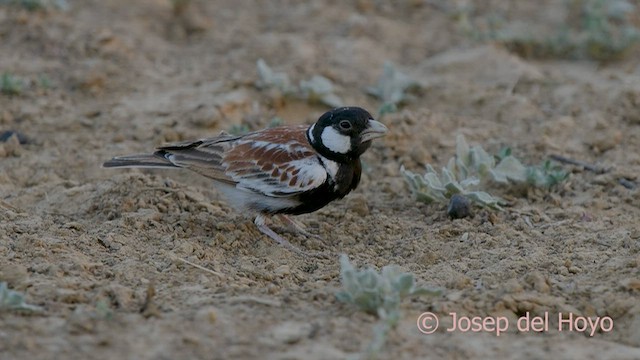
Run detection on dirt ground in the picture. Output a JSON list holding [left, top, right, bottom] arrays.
[[1, 1, 640, 359]]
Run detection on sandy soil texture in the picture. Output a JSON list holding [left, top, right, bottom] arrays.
[[1, 1, 640, 359]]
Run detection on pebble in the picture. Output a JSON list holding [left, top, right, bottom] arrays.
[[0, 132, 22, 157], [274, 265, 290, 277], [620, 278, 640, 291], [525, 272, 550, 293], [268, 322, 314, 345], [447, 194, 472, 219], [586, 128, 623, 153], [0, 130, 28, 144]]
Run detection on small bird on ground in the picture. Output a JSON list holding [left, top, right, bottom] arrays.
[[103, 106, 388, 255]]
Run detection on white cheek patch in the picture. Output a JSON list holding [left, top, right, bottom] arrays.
[[321, 127, 351, 154]]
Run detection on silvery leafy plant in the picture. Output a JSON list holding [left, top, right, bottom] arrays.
[[400, 164, 505, 210], [336, 254, 440, 322], [299, 75, 343, 107], [0, 282, 42, 312], [256, 59, 343, 107], [401, 135, 568, 210], [0, 0, 69, 11], [336, 255, 440, 359], [366, 62, 421, 114], [256, 58, 294, 93]]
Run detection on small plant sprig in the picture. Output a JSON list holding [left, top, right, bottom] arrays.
[[1, 72, 23, 95], [256, 59, 293, 93], [492, 147, 569, 188], [336, 255, 440, 359], [401, 135, 568, 210], [256, 59, 342, 107], [0, 282, 42, 313], [228, 116, 285, 136], [0, 0, 68, 11], [366, 62, 421, 116], [462, 0, 640, 61]]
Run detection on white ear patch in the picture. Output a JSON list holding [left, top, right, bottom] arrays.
[[321, 127, 351, 154]]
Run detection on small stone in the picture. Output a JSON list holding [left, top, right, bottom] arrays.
[[568, 266, 582, 274], [410, 146, 430, 164], [525, 271, 550, 293], [274, 265, 290, 277], [269, 321, 313, 345], [502, 278, 524, 294], [447, 194, 472, 219], [620, 278, 640, 291], [0, 131, 28, 144], [586, 129, 623, 153], [0, 132, 22, 156], [446, 291, 463, 301], [448, 275, 472, 290]]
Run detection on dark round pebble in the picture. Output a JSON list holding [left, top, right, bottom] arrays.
[[447, 194, 472, 219]]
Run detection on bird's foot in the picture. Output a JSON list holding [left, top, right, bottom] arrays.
[[254, 215, 329, 258], [277, 215, 323, 240]]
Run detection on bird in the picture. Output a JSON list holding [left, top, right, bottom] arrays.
[[103, 106, 388, 255]]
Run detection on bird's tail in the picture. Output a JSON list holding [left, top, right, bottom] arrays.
[[102, 153, 178, 169]]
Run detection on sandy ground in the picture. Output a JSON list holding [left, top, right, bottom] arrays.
[[1, 1, 640, 359]]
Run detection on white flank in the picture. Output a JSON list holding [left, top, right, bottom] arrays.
[[215, 182, 300, 213], [321, 127, 351, 154]]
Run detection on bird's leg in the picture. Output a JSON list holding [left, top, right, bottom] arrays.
[[277, 215, 323, 240], [254, 215, 329, 259], [254, 214, 305, 256]]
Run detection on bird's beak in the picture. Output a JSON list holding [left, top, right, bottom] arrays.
[[361, 120, 388, 142]]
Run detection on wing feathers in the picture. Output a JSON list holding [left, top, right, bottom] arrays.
[[104, 125, 327, 197]]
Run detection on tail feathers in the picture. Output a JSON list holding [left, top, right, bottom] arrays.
[[102, 153, 178, 169]]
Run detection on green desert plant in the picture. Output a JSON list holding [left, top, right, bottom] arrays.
[[366, 62, 421, 115], [256, 58, 294, 93], [1, 72, 23, 95], [336, 254, 440, 359], [401, 164, 504, 210], [401, 135, 568, 210], [0, 0, 68, 11], [460, 0, 639, 60], [0, 282, 42, 312], [299, 75, 342, 107], [256, 59, 343, 107], [227, 124, 250, 136], [95, 299, 114, 320], [228, 116, 285, 136], [492, 147, 569, 188]]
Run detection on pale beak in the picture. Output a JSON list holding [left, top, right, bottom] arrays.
[[360, 120, 388, 142]]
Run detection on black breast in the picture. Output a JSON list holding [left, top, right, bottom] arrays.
[[274, 159, 362, 215]]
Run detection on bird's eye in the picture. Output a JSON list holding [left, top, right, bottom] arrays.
[[339, 120, 352, 130]]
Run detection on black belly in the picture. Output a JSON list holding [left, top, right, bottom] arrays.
[[270, 159, 362, 215]]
